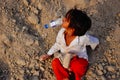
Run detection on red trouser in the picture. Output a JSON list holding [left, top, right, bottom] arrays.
[[51, 56, 88, 80]]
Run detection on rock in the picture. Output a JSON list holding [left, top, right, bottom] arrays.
[[40, 66, 45, 71], [29, 61, 35, 68], [92, 73, 97, 78], [30, 0, 36, 4], [16, 57, 26, 66], [32, 76, 39, 80], [17, 75, 24, 80], [96, 69, 103, 75], [22, 26, 28, 32], [27, 13, 39, 25], [101, 76, 106, 80], [34, 40, 39, 45], [118, 13, 120, 17], [19, 70, 24, 74], [106, 36, 111, 41], [30, 7, 39, 14], [22, 0, 29, 6], [33, 71, 39, 76], [41, 78, 47, 80], [106, 66, 115, 72], [112, 75, 116, 79], [1, 34, 11, 47], [108, 75, 111, 79], [117, 72, 120, 77], [103, 69, 106, 74], [37, 3, 42, 10], [98, 64, 103, 70], [25, 38, 34, 46], [12, 19, 16, 23]]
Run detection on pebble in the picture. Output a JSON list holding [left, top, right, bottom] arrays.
[[106, 36, 111, 41], [23, 0, 29, 6], [98, 64, 103, 70], [25, 38, 34, 46], [96, 69, 103, 75], [33, 71, 39, 76], [16, 58, 26, 66], [32, 76, 39, 80], [112, 74, 116, 79], [40, 66, 45, 71], [118, 13, 120, 17], [106, 66, 115, 72], [37, 3, 42, 10], [27, 13, 39, 25], [30, 7, 39, 14], [101, 76, 106, 80]]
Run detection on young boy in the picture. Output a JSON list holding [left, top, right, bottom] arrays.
[[40, 8, 99, 80]]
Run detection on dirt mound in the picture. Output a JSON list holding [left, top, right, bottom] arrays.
[[0, 0, 120, 80]]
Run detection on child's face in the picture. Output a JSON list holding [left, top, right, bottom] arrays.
[[62, 17, 70, 29]]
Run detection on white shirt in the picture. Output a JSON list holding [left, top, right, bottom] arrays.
[[47, 28, 99, 60]]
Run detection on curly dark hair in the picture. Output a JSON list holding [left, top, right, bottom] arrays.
[[65, 8, 91, 36]]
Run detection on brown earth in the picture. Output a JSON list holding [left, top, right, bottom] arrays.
[[0, 0, 120, 80]]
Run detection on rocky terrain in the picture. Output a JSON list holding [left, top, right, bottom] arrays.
[[0, 0, 120, 80]]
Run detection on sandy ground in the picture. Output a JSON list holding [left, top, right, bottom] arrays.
[[0, 0, 120, 80]]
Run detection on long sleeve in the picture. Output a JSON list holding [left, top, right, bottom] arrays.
[[85, 34, 99, 50], [47, 42, 60, 55], [47, 28, 64, 55]]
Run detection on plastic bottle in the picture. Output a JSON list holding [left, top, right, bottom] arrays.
[[44, 18, 62, 29]]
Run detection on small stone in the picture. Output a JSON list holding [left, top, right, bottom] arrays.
[[16, 58, 26, 66], [19, 70, 24, 74], [22, 26, 28, 32], [118, 13, 120, 17], [103, 70, 106, 74], [27, 13, 39, 25], [117, 72, 120, 77], [33, 71, 39, 76], [96, 69, 103, 75], [98, 64, 103, 70], [112, 75, 116, 79], [23, 0, 29, 6], [108, 75, 111, 79], [25, 39, 34, 46], [106, 66, 115, 72], [40, 66, 45, 71], [32, 76, 39, 80], [92, 73, 97, 78], [41, 78, 47, 80], [29, 62, 35, 68], [1, 34, 11, 46], [101, 76, 106, 80], [106, 36, 111, 41], [12, 19, 16, 23], [37, 3, 42, 10], [34, 40, 39, 45], [31, 0, 36, 3], [30, 7, 39, 14]]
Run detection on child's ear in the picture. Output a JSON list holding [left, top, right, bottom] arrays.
[[71, 28, 75, 32]]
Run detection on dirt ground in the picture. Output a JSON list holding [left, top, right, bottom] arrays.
[[0, 0, 120, 80]]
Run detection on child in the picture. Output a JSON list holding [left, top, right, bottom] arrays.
[[40, 8, 99, 80]]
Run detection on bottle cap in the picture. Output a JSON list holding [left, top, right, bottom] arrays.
[[44, 24, 49, 29]]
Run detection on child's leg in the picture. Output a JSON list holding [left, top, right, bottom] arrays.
[[70, 56, 88, 80], [51, 58, 69, 80]]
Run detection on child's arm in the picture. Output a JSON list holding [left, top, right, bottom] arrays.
[[47, 28, 64, 55], [40, 28, 64, 61]]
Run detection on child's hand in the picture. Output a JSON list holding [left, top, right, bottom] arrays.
[[39, 54, 50, 61]]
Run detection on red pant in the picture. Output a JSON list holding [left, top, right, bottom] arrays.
[[52, 56, 88, 80]]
